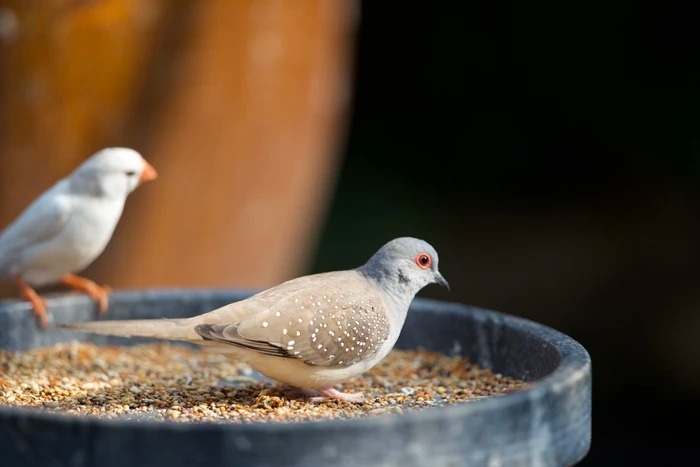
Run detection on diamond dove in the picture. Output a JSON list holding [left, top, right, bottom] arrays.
[[59, 237, 449, 402]]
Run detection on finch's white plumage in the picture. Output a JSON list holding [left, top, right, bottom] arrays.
[[0, 147, 157, 327]]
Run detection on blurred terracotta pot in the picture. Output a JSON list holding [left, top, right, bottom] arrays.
[[0, 0, 356, 298]]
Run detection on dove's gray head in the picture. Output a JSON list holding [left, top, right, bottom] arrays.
[[358, 237, 449, 300], [70, 147, 158, 199]]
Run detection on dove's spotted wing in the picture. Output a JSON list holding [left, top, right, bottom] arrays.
[[194, 271, 392, 368], [0, 182, 73, 275]]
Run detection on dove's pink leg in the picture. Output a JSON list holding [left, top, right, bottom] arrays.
[[61, 273, 111, 314], [13, 275, 48, 328], [312, 388, 365, 403], [286, 387, 365, 403]]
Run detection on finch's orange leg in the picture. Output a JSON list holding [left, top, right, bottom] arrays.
[[13, 275, 48, 328], [61, 273, 110, 314]]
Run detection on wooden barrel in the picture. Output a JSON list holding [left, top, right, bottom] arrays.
[[0, 0, 356, 299]]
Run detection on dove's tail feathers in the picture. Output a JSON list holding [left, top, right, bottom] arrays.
[[58, 318, 202, 342]]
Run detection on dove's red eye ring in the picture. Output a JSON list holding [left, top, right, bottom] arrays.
[[415, 253, 432, 269]]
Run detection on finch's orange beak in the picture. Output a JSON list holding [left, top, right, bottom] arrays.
[[139, 160, 158, 184]]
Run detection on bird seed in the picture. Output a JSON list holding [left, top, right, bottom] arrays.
[[0, 342, 530, 423]]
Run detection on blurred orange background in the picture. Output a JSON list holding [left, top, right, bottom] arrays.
[[0, 0, 355, 295]]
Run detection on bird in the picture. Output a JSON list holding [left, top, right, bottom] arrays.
[[0, 147, 158, 328], [59, 237, 449, 403]]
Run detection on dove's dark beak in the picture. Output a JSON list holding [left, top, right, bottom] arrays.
[[434, 271, 450, 291]]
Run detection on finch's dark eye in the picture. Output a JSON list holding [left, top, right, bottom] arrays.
[[125, 171, 136, 177]]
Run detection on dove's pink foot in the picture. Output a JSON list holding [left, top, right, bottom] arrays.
[[286, 387, 365, 403], [13, 275, 48, 328], [61, 273, 110, 314], [313, 388, 366, 403]]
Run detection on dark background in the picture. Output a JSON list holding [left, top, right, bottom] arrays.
[[312, 2, 700, 465]]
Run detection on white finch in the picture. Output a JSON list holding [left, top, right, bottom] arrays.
[[0, 147, 158, 327]]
